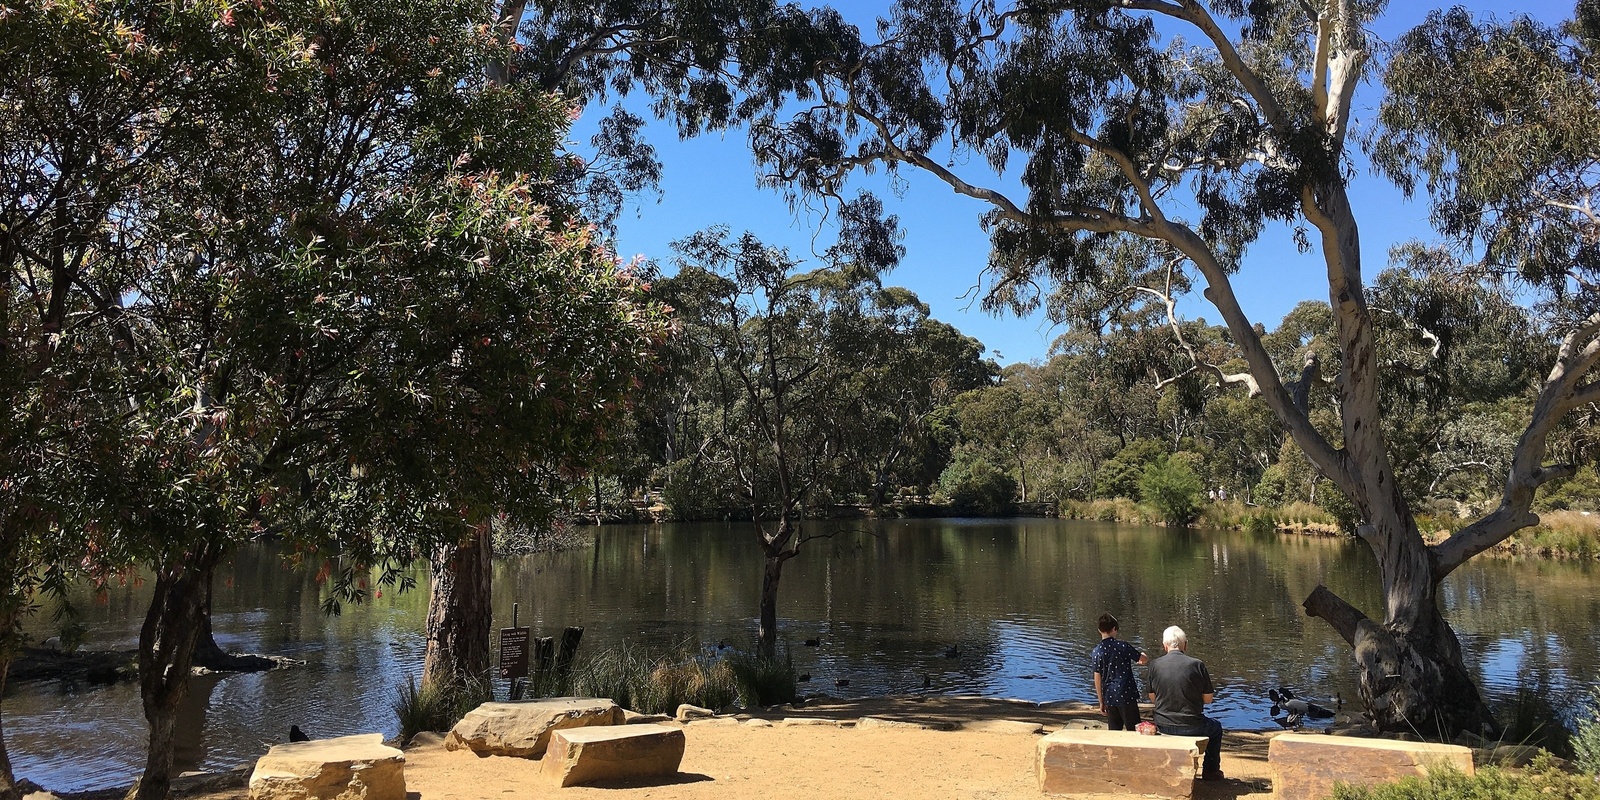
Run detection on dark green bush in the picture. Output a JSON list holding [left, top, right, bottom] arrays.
[[1253, 464, 1290, 507], [938, 456, 1017, 516], [1094, 439, 1166, 500], [1315, 479, 1362, 534], [1139, 458, 1204, 527]]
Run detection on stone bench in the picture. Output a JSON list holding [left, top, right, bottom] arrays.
[[1268, 733, 1474, 800], [249, 733, 404, 800], [1036, 729, 1209, 798], [542, 723, 686, 787], [445, 697, 622, 758]]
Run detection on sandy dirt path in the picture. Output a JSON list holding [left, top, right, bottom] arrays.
[[397, 697, 1277, 800]]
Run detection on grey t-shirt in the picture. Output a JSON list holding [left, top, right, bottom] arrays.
[[1145, 650, 1214, 730]]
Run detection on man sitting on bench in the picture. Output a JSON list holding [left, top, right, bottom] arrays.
[[1145, 625, 1224, 781]]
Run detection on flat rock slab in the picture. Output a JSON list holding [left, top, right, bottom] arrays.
[[446, 698, 622, 758], [622, 710, 673, 725], [1037, 728, 1207, 798], [960, 719, 1045, 735], [777, 718, 841, 727], [249, 733, 404, 800], [1269, 733, 1474, 800], [542, 723, 686, 787], [675, 704, 714, 722], [857, 716, 957, 732]]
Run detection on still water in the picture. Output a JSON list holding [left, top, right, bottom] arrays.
[[8, 519, 1599, 791]]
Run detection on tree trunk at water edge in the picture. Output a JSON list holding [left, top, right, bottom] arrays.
[[422, 523, 493, 692], [1305, 582, 1497, 737], [190, 570, 274, 672], [129, 544, 221, 800], [757, 554, 784, 657]]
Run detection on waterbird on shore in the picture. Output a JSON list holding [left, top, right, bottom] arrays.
[[804, 638, 820, 647], [289, 725, 310, 742], [1268, 687, 1337, 723]]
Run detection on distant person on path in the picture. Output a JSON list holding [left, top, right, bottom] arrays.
[[1145, 625, 1224, 781], [1089, 613, 1148, 730]]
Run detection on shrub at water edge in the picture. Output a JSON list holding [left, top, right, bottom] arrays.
[[1329, 757, 1600, 800], [547, 640, 744, 714], [725, 649, 798, 707], [1574, 686, 1600, 776], [1139, 458, 1204, 527]]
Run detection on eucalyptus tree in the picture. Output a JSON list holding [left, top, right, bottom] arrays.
[[663, 214, 898, 653], [750, 0, 1600, 733]]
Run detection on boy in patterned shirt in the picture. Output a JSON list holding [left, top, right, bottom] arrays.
[[1089, 613, 1148, 730]]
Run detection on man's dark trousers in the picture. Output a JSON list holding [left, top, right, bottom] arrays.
[[1157, 717, 1222, 774]]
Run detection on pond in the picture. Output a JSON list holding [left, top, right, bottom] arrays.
[[8, 519, 1598, 792]]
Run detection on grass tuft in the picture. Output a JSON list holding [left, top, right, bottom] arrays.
[[393, 673, 491, 745]]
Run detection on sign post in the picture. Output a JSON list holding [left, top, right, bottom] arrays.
[[499, 603, 530, 698]]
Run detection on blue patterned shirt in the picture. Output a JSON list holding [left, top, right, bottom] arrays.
[[1090, 637, 1143, 706]]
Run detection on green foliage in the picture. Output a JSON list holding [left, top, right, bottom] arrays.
[[1254, 466, 1291, 508], [658, 458, 742, 521], [393, 675, 491, 745], [938, 456, 1017, 517], [1328, 758, 1600, 800], [1574, 686, 1600, 775], [1378, 7, 1600, 296], [1538, 467, 1600, 513], [725, 649, 798, 708], [1315, 481, 1362, 535], [1095, 440, 1168, 501], [1139, 459, 1204, 528]]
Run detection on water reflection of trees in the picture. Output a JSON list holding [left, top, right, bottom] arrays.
[[508, 521, 1597, 721]]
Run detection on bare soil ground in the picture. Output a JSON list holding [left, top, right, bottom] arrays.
[[137, 697, 1277, 800]]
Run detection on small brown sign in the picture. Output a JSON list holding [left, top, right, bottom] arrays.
[[499, 626, 530, 678]]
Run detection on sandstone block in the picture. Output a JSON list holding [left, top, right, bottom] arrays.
[[675, 704, 714, 722], [622, 710, 673, 725], [249, 734, 404, 800], [445, 698, 622, 758], [542, 724, 685, 787], [1268, 733, 1474, 800], [1036, 729, 1207, 798]]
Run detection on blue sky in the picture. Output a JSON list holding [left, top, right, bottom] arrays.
[[588, 1, 1572, 365]]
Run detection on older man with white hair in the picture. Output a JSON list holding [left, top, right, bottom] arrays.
[[1145, 625, 1224, 781]]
